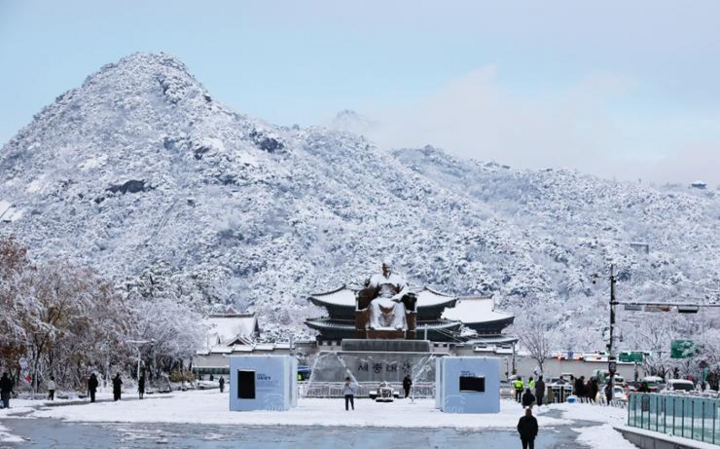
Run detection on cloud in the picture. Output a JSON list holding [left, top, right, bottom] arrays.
[[357, 66, 718, 186]]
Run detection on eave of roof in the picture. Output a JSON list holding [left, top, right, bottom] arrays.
[[308, 286, 458, 310]]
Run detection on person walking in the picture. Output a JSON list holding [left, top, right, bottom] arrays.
[[88, 373, 99, 403], [535, 376, 545, 407], [343, 377, 355, 411], [517, 407, 539, 449], [112, 373, 123, 401], [46, 376, 56, 401], [219, 376, 225, 393], [0, 372, 13, 409], [574, 376, 585, 399], [589, 378, 599, 404], [521, 388, 536, 408], [514, 376, 524, 403], [138, 374, 145, 400], [402, 375, 412, 399], [604, 376, 614, 405]]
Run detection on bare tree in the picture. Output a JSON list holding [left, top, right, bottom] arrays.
[[511, 310, 562, 375]]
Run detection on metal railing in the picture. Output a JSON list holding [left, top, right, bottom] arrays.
[[300, 382, 436, 399], [628, 393, 720, 445]]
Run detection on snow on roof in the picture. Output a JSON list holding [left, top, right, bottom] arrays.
[[254, 343, 275, 351], [210, 347, 233, 354], [309, 286, 356, 307], [309, 286, 457, 308], [230, 345, 254, 353], [205, 314, 258, 347], [416, 288, 458, 307], [442, 296, 513, 324]]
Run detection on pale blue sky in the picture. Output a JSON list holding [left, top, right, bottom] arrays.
[[1, 1, 719, 182]]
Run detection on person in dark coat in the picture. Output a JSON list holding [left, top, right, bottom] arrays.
[[402, 375, 412, 398], [218, 376, 225, 393], [521, 388, 536, 408], [0, 372, 13, 409], [589, 378, 599, 403], [138, 374, 145, 400], [574, 376, 585, 398], [605, 376, 614, 404], [88, 373, 99, 403], [534, 376, 545, 407], [517, 407, 539, 449], [112, 373, 123, 401]]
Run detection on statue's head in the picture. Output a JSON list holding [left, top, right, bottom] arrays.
[[381, 257, 393, 276]]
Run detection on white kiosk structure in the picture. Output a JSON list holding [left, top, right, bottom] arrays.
[[229, 355, 297, 411], [436, 357, 500, 414]]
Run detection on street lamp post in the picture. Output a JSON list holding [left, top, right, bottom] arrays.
[[608, 264, 618, 377], [127, 340, 153, 381]]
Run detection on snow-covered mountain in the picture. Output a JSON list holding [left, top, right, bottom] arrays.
[[1, 53, 718, 346]]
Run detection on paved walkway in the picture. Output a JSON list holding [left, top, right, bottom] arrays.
[[1, 417, 592, 449]]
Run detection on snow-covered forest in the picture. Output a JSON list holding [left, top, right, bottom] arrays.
[[0, 52, 718, 359], [0, 238, 204, 389]]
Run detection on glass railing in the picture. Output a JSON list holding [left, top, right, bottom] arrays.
[[628, 393, 720, 445]]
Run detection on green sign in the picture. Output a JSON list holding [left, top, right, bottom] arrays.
[[619, 352, 644, 363], [671, 340, 696, 359]]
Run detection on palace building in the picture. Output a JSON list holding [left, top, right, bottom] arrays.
[[305, 286, 515, 343]]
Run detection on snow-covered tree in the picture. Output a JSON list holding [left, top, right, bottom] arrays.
[[510, 305, 563, 375]]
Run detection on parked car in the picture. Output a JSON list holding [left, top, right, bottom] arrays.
[[612, 386, 628, 402], [641, 376, 665, 393], [664, 379, 695, 393]]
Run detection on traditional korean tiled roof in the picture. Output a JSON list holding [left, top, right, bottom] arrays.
[[308, 286, 458, 310], [441, 295, 514, 324]]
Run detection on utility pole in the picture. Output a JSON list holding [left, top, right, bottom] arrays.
[[607, 264, 618, 401]]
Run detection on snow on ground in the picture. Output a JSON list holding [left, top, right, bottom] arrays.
[[553, 401, 628, 426], [0, 423, 25, 443], [6, 390, 653, 447], [573, 424, 637, 449], [0, 390, 119, 419], [28, 390, 570, 429], [552, 402, 635, 449]]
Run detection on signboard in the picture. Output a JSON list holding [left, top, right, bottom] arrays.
[[671, 340, 696, 359], [644, 304, 671, 312], [623, 304, 643, 312], [677, 305, 700, 314], [619, 352, 644, 363], [19, 357, 31, 384], [436, 357, 500, 414]]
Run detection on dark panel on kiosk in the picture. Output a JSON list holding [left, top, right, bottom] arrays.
[[238, 370, 256, 399], [459, 376, 485, 392]]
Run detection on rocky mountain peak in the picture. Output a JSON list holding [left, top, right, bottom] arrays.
[[1, 53, 718, 345]]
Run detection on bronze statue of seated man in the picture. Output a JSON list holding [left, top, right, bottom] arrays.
[[363, 259, 411, 330]]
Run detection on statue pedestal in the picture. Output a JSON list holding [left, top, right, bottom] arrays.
[[341, 339, 431, 353], [309, 339, 435, 385]]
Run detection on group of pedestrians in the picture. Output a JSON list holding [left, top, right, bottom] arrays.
[[511, 375, 544, 449], [572, 375, 615, 404], [513, 375, 546, 408]]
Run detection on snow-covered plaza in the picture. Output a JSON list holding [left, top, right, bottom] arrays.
[[0, 388, 643, 448]]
